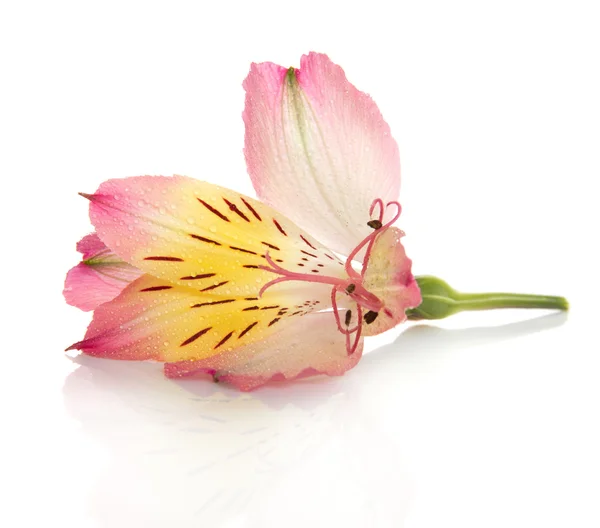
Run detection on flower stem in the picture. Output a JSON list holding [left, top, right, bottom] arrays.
[[406, 275, 569, 320], [453, 291, 568, 311]]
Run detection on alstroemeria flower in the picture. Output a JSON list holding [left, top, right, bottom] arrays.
[[65, 53, 421, 391]]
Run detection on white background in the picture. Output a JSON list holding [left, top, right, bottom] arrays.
[[1, 1, 598, 527]]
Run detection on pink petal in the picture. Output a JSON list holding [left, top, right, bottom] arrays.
[[362, 227, 421, 336], [243, 52, 401, 257], [76, 232, 109, 259], [63, 233, 143, 311], [164, 311, 363, 391], [67, 272, 336, 363]]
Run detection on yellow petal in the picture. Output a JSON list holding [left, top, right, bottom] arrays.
[[69, 274, 333, 362], [86, 175, 346, 298]]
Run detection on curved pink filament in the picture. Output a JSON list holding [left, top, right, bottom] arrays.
[[361, 201, 401, 273], [344, 200, 402, 279], [261, 252, 289, 274], [345, 304, 363, 355], [331, 286, 361, 334], [258, 252, 351, 297], [258, 276, 293, 298], [331, 287, 345, 333], [350, 287, 383, 313], [369, 198, 384, 220], [332, 285, 362, 355]]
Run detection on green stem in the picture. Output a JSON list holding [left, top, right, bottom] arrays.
[[455, 292, 569, 311], [406, 275, 569, 320]]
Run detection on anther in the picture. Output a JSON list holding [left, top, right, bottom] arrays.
[[367, 219, 383, 230], [364, 311, 379, 324], [345, 283, 356, 294], [345, 310, 352, 326]]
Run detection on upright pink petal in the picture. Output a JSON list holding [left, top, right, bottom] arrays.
[[63, 233, 143, 311], [244, 52, 401, 257], [164, 311, 363, 391]]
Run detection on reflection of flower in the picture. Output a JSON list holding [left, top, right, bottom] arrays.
[[65, 53, 420, 390], [63, 354, 413, 527]]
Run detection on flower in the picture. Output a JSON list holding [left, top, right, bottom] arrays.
[[65, 53, 421, 391]]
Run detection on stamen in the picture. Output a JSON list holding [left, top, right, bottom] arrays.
[[364, 311, 379, 324], [345, 305, 363, 355], [345, 310, 352, 326], [257, 252, 351, 297], [369, 198, 384, 219], [331, 287, 345, 333], [253, 199, 395, 350], [331, 287, 361, 336], [351, 289, 383, 313], [344, 200, 401, 279]]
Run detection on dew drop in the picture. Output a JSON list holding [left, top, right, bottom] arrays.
[[209, 226, 217, 233]]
